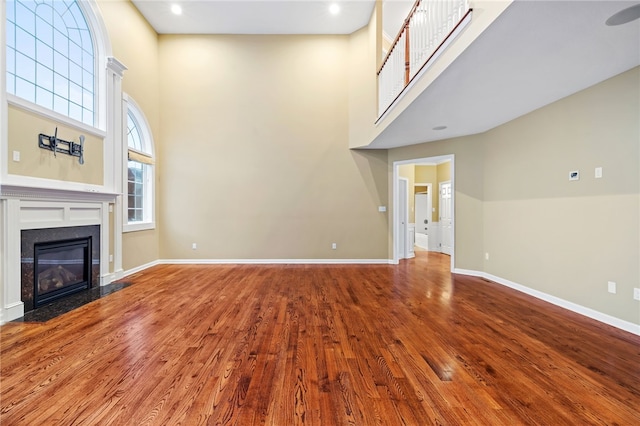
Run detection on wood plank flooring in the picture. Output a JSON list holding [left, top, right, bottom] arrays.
[[1, 252, 639, 425]]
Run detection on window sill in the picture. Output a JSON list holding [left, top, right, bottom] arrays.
[[123, 222, 156, 233]]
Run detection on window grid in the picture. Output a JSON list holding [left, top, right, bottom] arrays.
[[6, 0, 95, 126], [127, 161, 144, 222]]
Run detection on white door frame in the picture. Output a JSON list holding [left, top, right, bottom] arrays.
[[393, 155, 455, 270]]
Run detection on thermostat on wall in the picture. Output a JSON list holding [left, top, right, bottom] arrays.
[[569, 170, 580, 181]]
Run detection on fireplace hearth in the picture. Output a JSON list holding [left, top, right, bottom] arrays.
[[21, 226, 100, 312]]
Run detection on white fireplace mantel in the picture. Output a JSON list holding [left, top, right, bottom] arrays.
[[1, 183, 119, 324]]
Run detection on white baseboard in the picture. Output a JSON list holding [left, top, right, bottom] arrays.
[[0, 301, 25, 325], [453, 268, 640, 336], [160, 259, 393, 265], [118, 258, 392, 279], [121, 260, 161, 278]]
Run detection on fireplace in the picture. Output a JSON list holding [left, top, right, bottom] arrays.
[[34, 237, 91, 308], [21, 225, 100, 312]]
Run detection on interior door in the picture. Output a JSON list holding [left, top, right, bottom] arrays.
[[415, 193, 429, 235], [439, 181, 452, 255], [397, 178, 409, 260]]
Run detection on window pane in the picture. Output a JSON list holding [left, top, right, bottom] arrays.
[[69, 101, 82, 122], [16, 26, 35, 58], [16, 3, 36, 33], [36, 86, 53, 109], [35, 15, 52, 45], [16, 51, 35, 81], [7, 21, 16, 48], [54, 53, 68, 77], [16, 77, 35, 103], [36, 40, 53, 68], [7, 73, 16, 94], [53, 28, 69, 57], [53, 94, 67, 115], [6, 46, 16, 74], [82, 108, 93, 126], [36, 62, 53, 91]]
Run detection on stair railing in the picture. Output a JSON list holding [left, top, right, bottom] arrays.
[[378, 0, 471, 118]]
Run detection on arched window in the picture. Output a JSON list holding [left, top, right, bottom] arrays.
[[125, 97, 155, 231], [6, 0, 95, 126]]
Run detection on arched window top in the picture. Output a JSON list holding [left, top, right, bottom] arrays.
[[5, 0, 109, 127], [126, 97, 154, 157]]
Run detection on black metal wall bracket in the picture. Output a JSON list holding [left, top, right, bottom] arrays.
[[38, 128, 85, 165]]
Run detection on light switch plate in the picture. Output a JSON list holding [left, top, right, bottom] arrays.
[[595, 167, 602, 178], [12, 151, 20, 162]]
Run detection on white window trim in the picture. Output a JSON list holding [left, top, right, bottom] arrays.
[[123, 94, 155, 233]]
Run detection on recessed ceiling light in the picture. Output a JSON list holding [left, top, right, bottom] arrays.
[[171, 4, 182, 15], [433, 125, 447, 131], [329, 3, 340, 15], [606, 4, 640, 26]]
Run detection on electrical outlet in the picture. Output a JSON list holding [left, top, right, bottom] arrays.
[[331, 243, 337, 250], [485, 252, 489, 260], [109, 254, 113, 262], [192, 243, 197, 250], [12, 151, 20, 162], [607, 281, 616, 294], [634, 288, 640, 301]]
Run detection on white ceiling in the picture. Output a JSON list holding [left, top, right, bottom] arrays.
[[131, 1, 640, 150], [131, 0, 377, 34]]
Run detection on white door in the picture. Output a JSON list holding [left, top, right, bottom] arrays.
[[439, 181, 452, 255], [397, 178, 409, 260], [415, 193, 429, 236]]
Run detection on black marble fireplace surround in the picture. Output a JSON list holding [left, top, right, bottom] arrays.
[[21, 225, 100, 313]]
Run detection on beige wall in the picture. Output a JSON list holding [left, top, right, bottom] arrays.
[[348, 3, 383, 149], [482, 67, 639, 325], [389, 67, 639, 325], [98, 0, 160, 270], [158, 34, 388, 259], [7, 105, 103, 184]]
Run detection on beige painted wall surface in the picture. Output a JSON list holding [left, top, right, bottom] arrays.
[[7, 105, 103, 185], [158, 35, 388, 259], [348, 5, 382, 149], [98, 0, 161, 270], [388, 138, 485, 268], [483, 67, 640, 325]]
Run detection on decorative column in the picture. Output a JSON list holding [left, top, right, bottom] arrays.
[[105, 57, 127, 282]]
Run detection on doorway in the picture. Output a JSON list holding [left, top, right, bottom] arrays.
[[393, 155, 455, 269]]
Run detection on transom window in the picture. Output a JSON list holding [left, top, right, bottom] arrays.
[[6, 0, 95, 125], [126, 98, 155, 231]]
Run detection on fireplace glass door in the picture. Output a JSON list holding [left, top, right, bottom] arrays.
[[34, 237, 91, 308]]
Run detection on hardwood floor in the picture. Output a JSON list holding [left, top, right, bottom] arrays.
[[1, 252, 639, 425]]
